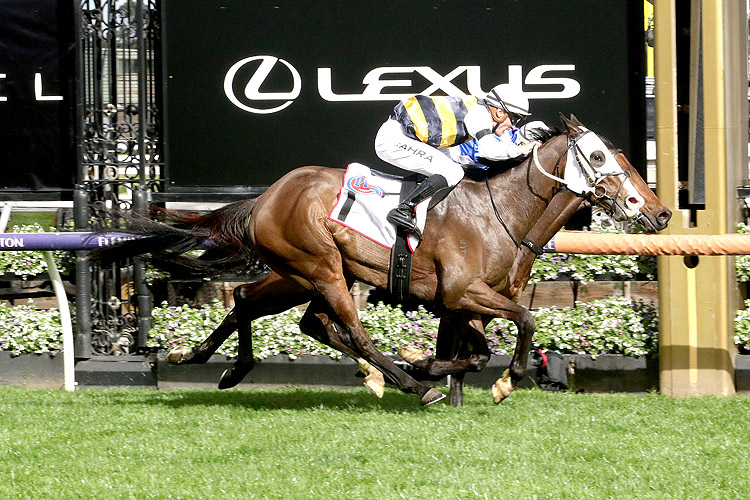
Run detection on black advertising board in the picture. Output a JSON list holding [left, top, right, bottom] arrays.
[[0, 0, 76, 198], [163, 0, 645, 189]]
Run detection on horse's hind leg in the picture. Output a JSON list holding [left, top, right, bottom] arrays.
[[298, 298, 387, 397], [216, 273, 313, 389], [167, 272, 308, 365], [165, 308, 239, 365], [217, 303, 253, 389]]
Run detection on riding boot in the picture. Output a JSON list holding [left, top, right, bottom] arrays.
[[387, 174, 449, 238]]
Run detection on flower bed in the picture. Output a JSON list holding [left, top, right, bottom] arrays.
[[1, 297, 667, 357], [0, 302, 65, 355], [734, 300, 750, 355], [149, 298, 662, 360]]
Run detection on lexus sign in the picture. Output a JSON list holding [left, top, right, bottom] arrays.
[[163, 0, 645, 189], [224, 58, 582, 112]]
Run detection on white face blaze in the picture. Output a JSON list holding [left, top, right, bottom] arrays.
[[565, 131, 645, 218]]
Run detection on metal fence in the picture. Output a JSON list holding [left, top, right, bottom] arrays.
[[74, 0, 163, 357]]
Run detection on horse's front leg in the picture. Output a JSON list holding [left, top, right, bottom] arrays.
[[445, 280, 536, 403], [398, 313, 491, 378], [492, 310, 535, 403], [396, 313, 491, 406]]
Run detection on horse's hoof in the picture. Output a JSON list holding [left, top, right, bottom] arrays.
[[364, 375, 385, 398], [397, 347, 427, 364], [218, 369, 239, 390], [165, 346, 193, 364], [420, 388, 446, 406], [492, 369, 514, 404], [358, 359, 385, 398]]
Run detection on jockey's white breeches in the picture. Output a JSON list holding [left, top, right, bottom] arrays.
[[374, 119, 465, 187]]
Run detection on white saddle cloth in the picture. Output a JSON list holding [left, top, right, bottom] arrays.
[[328, 163, 426, 251]]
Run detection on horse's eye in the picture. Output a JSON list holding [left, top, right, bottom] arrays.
[[590, 150, 606, 168]]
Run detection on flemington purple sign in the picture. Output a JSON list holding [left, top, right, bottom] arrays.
[[0, 233, 140, 251]]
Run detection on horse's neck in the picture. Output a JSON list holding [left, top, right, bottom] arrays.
[[483, 133, 569, 239], [493, 135, 581, 300]]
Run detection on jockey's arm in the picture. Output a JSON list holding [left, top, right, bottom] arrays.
[[463, 105, 535, 161], [475, 132, 530, 160]]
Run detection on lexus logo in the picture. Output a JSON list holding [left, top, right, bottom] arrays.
[[223, 55, 301, 114], [224, 55, 581, 115]]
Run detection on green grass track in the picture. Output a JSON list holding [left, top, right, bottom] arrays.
[[0, 386, 748, 500]]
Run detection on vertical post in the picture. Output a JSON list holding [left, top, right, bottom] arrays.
[[133, 0, 153, 350], [132, 188, 152, 349], [655, 0, 743, 396], [73, 186, 93, 359], [42, 252, 76, 391]]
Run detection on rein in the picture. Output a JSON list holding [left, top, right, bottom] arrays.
[[484, 135, 572, 257], [484, 157, 546, 257], [484, 176, 519, 248]]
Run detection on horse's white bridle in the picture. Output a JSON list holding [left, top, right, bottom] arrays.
[[532, 129, 645, 218]]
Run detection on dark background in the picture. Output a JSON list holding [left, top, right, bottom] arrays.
[[0, 0, 76, 197], [0, 0, 646, 196], [163, 0, 646, 190]]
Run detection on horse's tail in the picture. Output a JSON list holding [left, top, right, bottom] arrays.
[[89, 200, 262, 278]]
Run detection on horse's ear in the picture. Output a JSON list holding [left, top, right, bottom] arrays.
[[560, 113, 584, 137]]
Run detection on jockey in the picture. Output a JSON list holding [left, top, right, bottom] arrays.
[[375, 84, 541, 238]]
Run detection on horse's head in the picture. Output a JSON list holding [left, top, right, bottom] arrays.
[[560, 115, 671, 232]]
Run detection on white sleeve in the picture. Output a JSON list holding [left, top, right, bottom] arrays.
[[518, 120, 552, 141], [463, 104, 494, 140], [476, 131, 525, 160], [464, 105, 524, 160]]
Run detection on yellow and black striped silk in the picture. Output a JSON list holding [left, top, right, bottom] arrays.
[[391, 95, 479, 148]]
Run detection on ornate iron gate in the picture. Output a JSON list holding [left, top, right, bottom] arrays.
[[73, 0, 162, 357]]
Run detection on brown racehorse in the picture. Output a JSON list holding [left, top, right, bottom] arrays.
[[96, 115, 671, 405]]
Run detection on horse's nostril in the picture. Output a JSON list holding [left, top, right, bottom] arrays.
[[657, 209, 672, 227], [627, 197, 640, 206]]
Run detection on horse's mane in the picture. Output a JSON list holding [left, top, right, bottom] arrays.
[[463, 126, 564, 181], [524, 125, 564, 144]]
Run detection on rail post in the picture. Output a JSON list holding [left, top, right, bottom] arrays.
[[73, 185, 93, 359], [653, 0, 746, 396], [132, 188, 152, 349]]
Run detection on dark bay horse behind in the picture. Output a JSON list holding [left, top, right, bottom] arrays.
[[95, 115, 671, 405]]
